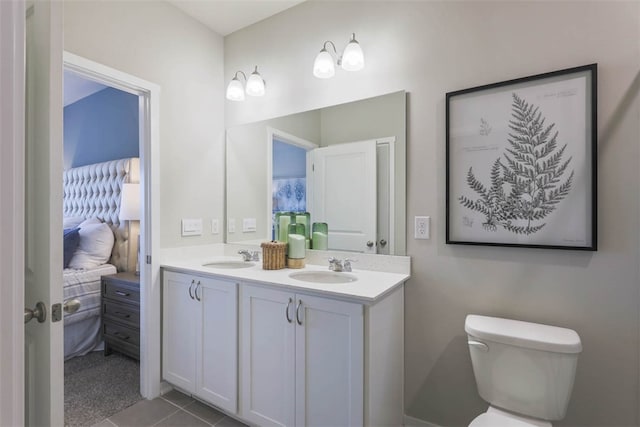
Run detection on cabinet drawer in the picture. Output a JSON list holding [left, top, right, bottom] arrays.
[[103, 321, 140, 346], [102, 280, 140, 305], [103, 300, 140, 328]]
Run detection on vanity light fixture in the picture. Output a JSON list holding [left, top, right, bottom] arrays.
[[226, 66, 266, 101], [313, 33, 364, 79]]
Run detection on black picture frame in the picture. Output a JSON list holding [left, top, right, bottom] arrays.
[[446, 64, 597, 251]]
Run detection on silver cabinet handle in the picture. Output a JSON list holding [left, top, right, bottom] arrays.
[[115, 290, 130, 297], [468, 339, 489, 352], [195, 281, 201, 301], [285, 298, 292, 323], [188, 279, 195, 300], [366, 240, 374, 248], [295, 299, 303, 325]]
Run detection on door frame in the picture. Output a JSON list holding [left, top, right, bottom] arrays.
[[62, 52, 162, 399], [266, 127, 318, 240], [0, 0, 26, 424]]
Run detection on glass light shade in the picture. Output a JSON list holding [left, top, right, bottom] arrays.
[[119, 183, 141, 221], [341, 39, 364, 71], [313, 49, 335, 78], [246, 70, 265, 97], [226, 78, 245, 101]]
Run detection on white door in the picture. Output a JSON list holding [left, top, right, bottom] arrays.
[[294, 295, 364, 427], [24, 1, 64, 425], [240, 284, 295, 427], [310, 140, 377, 253], [162, 271, 198, 392], [197, 277, 238, 413]]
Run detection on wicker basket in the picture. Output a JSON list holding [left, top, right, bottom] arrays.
[[260, 241, 287, 270]]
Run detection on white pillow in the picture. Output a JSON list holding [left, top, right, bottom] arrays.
[[68, 222, 115, 269], [63, 216, 85, 229]]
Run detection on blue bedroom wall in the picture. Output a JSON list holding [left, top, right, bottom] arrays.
[[273, 139, 307, 179], [64, 87, 139, 169]]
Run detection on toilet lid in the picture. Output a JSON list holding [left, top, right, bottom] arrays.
[[469, 409, 551, 427]]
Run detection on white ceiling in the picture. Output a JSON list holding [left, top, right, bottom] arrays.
[[166, 0, 305, 36]]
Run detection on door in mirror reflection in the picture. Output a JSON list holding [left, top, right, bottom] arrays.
[[310, 140, 377, 253]]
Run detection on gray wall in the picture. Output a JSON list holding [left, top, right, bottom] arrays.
[[225, 2, 640, 426], [65, 0, 225, 248]]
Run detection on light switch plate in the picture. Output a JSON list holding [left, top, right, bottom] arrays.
[[182, 218, 203, 236], [228, 218, 236, 233], [415, 216, 430, 239], [243, 218, 257, 232], [211, 219, 219, 234]]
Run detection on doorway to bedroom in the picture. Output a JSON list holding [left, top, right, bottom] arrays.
[[62, 61, 146, 426]]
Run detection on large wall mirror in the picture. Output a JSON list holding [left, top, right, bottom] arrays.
[[226, 90, 406, 256]]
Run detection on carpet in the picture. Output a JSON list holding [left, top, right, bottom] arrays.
[[64, 351, 142, 426]]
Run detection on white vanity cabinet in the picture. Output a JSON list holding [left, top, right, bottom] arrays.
[[162, 270, 238, 413], [239, 283, 404, 427]]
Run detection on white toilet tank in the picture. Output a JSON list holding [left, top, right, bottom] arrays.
[[465, 315, 582, 421]]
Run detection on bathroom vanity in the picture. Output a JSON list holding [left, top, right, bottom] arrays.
[[161, 253, 409, 427]]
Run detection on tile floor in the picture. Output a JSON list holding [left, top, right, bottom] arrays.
[[93, 389, 249, 427]]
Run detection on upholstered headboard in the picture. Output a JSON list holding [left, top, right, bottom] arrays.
[[63, 158, 140, 272]]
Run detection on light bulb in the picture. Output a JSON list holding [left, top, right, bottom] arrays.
[[341, 34, 364, 72], [313, 49, 335, 79], [226, 77, 245, 101], [246, 67, 265, 97]]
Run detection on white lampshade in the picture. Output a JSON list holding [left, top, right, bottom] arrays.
[[119, 183, 141, 221], [313, 49, 335, 79], [226, 77, 245, 101], [341, 34, 364, 71], [246, 67, 266, 97]]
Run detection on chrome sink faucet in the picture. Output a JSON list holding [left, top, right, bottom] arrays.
[[328, 257, 355, 272], [238, 249, 260, 262]]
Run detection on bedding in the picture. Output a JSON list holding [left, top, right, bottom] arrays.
[[63, 263, 117, 360], [62, 157, 140, 360]]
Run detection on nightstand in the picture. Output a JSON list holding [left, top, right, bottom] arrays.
[[101, 271, 140, 360]]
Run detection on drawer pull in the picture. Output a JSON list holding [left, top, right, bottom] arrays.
[[113, 331, 130, 340], [115, 291, 130, 297], [114, 311, 131, 318]]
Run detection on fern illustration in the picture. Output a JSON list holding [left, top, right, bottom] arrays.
[[459, 93, 574, 235]]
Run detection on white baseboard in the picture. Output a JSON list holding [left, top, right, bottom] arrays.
[[404, 414, 443, 427]]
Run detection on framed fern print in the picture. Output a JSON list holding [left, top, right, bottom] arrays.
[[446, 64, 597, 250]]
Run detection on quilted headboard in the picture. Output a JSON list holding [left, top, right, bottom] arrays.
[[63, 158, 140, 272]]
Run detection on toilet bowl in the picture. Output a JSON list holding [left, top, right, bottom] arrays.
[[465, 315, 582, 427], [469, 407, 551, 427]]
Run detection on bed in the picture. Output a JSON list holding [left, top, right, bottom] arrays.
[[63, 157, 140, 360]]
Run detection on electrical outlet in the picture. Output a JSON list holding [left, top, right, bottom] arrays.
[[211, 219, 219, 234], [415, 216, 430, 239], [228, 218, 236, 233]]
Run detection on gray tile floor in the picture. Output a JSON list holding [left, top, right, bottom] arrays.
[[93, 389, 248, 427]]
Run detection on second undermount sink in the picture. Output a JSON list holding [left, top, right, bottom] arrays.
[[202, 260, 256, 269], [289, 270, 358, 284]]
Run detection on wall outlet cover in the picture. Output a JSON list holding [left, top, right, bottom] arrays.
[[228, 218, 236, 233], [211, 219, 219, 234], [182, 218, 203, 237], [414, 216, 430, 240]]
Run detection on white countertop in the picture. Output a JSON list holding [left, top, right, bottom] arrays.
[[161, 256, 409, 304]]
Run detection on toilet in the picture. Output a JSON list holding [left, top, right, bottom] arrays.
[[465, 315, 582, 427]]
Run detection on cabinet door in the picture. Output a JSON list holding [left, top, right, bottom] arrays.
[[196, 277, 238, 413], [295, 295, 364, 427], [240, 285, 295, 427], [162, 271, 198, 393]]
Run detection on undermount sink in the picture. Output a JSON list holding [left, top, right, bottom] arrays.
[[289, 270, 358, 284], [202, 260, 256, 269]]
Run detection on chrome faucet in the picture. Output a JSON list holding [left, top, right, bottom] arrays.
[[238, 249, 260, 262], [328, 257, 355, 272]]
